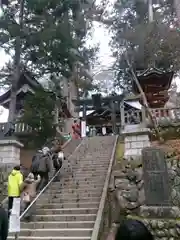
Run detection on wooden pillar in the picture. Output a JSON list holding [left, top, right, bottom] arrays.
[[120, 101, 125, 129], [111, 101, 117, 135]]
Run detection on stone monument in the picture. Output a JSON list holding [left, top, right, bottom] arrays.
[[135, 147, 180, 239], [142, 147, 171, 207]]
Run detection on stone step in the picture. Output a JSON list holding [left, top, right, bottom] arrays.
[[71, 164, 109, 168], [36, 207, 98, 215], [14, 136, 116, 240], [65, 164, 107, 168], [48, 183, 104, 189], [45, 188, 102, 194], [21, 221, 94, 229], [36, 202, 99, 209], [42, 192, 101, 199], [34, 213, 96, 221], [67, 171, 107, 175], [10, 228, 92, 237], [58, 176, 106, 181], [8, 236, 90, 240], [66, 160, 109, 164], [37, 196, 100, 204], [51, 180, 105, 186]]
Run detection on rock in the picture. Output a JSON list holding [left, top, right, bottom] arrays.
[[169, 229, 177, 237], [169, 170, 176, 181], [115, 179, 130, 190], [150, 220, 157, 229], [167, 161, 172, 169], [171, 189, 180, 206], [174, 176, 180, 187], [156, 230, 166, 238], [176, 168, 180, 176], [113, 170, 127, 179], [134, 168, 142, 183], [121, 186, 139, 202], [116, 192, 127, 210], [126, 201, 139, 210], [138, 189, 145, 205], [126, 169, 136, 182], [137, 180, 144, 190], [157, 221, 164, 229], [171, 207, 180, 218], [176, 227, 180, 235], [176, 222, 180, 228]]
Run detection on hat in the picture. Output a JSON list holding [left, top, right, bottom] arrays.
[[27, 173, 34, 180]]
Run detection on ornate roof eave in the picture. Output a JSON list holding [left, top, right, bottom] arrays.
[[136, 67, 174, 78]]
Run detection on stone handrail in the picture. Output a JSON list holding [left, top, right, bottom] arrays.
[[0, 122, 32, 134], [150, 107, 180, 120]]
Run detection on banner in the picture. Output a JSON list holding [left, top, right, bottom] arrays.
[[9, 198, 21, 233]]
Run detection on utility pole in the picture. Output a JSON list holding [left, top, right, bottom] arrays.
[[8, 0, 25, 122]]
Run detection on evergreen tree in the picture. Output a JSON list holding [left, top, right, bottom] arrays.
[[109, 0, 180, 91]]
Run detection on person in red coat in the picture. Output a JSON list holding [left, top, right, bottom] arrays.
[[72, 120, 81, 139]]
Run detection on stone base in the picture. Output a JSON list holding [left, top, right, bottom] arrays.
[[122, 125, 150, 160], [0, 139, 23, 165], [139, 205, 180, 218]]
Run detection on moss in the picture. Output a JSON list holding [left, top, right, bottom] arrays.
[[127, 215, 180, 221], [115, 140, 124, 163]]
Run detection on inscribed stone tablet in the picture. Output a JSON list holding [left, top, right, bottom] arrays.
[[142, 147, 171, 206]]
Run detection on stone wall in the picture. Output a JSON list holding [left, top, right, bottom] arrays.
[[127, 216, 180, 240], [110, 156, 180, 240], [0, 164, 14, 202]]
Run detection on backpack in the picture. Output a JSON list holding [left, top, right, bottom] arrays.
[[52, 154, 62, 170], [30, 153, 42, 173]]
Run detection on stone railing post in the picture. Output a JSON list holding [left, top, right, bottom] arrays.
[[141, 107, 146, 125], [120, 102, 125, 129]]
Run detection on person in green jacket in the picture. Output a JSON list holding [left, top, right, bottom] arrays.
[[7, 165, 23, 218]]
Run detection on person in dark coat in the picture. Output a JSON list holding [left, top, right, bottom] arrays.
[[0, 205, 8, 240], [30, 151, 43, 180], [114, 219, 154, 240], [36, 147, 52, 191]]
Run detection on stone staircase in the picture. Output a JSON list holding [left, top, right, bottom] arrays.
[[8, 136, 117, 240]]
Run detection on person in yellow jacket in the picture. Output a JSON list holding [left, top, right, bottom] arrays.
[[8, 165, 23, 218]]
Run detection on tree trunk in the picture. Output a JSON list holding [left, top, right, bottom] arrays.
[[174, 0, 180, 25], [8, 0, 24, 122]]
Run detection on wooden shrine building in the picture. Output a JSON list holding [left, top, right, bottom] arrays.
[[0, 70, 71, 137], [133, 67, 174, 108], [74, 93, 142, 135]]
